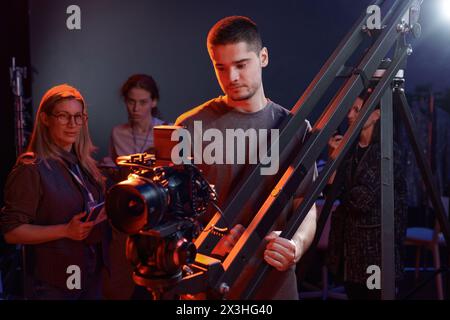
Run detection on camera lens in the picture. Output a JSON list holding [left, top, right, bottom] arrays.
[[106, 176, 168, 234], [126, 196, 145, 217]]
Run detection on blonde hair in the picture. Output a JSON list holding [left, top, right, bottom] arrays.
[[26, 84, 104, 188]]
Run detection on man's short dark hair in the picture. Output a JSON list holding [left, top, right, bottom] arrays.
[[207, 16, 263, 53]]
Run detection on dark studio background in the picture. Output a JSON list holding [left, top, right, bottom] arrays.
[[25, 0, 373, 159], [2, 0, 450, 186], [1, 0, 450, 299]]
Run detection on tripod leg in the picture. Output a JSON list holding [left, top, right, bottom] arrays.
[[431, 243, 444, 299], [380, 88, 396, 299], [414, 247, 421, 280], [396, 89, 450, 244], [396, 88, 450, 299]]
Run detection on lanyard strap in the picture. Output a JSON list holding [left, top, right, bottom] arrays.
[[67, 164, 95, 205], [131, 122, 152, 153]]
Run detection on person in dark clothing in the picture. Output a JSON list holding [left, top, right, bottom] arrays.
[[0, 84, 110, 300], [326, 89, 407, 300], [100, 74, 169, 300]]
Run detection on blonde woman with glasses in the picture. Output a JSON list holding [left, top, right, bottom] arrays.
[[0, 84, 110, 300]]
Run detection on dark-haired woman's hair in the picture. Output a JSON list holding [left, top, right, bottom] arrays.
[[121, 74, 162, 117]]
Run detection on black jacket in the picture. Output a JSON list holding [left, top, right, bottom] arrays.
[[326, 123, 408, 284], [0, 149, 110, 292]]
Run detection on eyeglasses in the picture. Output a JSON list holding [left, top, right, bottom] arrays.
[[50, 112, 88, 125]]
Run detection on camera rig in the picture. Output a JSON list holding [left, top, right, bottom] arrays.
[[106, 0, 450, 299]]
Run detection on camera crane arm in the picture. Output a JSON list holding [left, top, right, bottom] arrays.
[[188, 0, 449, 301]]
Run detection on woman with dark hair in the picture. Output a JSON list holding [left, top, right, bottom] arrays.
[[101, 74, 168, 300], [0, 84, 110, 300], [108, 74, 167, 161], [326, 88, 407, 299]]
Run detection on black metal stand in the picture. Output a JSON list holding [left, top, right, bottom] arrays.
[[9, 56, 27, 156], [8, 57, 29, 300], [394, 87, 450, 299]]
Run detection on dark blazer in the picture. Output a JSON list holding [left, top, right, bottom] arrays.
[[0, 150, 110, 292], [326, 123, 408, 284]]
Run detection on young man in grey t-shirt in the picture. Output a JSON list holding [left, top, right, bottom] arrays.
[[175, 16, 317, 299]]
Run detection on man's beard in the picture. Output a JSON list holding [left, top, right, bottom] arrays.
[[227, 85, 257, 101]]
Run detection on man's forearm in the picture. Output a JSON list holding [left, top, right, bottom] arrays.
[[291, 201, 317, 262]]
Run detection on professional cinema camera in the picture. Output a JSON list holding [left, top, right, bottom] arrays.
[[105, 126, 220, 299]]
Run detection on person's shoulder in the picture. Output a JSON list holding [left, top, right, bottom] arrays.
[[112, 123, 130, 131], [153, 117, 170, 126], [175, 97, 223, 126], [16, 152, 40, 166], [3, 153, 46, 196], [267, 100, 311, 131], [111, 123, 130, 136], [9, 152, 42, 180], [268, 100, 290, 117]]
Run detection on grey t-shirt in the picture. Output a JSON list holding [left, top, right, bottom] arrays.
[[176, 96, 314, 218], [175, 96, 316, 299]]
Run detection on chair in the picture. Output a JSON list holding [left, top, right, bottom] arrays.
[[404, 196, 449, 300]]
